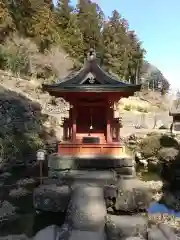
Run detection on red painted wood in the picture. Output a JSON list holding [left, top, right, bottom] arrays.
[[53, 92, 125, 103], [57, 142, 124, 156], [72, 106, 77, 142], [58, 90, 126, 150]]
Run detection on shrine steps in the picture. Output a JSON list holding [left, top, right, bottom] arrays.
[[48, 154, 136, 183], [48, 154, 134, 170], [49, 170, 118, 186]]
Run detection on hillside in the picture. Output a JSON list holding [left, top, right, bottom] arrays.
[[141, 61, 158, 77], [0, 68, 72, 165], [141, 61, 169, 91]]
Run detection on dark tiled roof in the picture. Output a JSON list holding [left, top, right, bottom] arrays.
[[42, 49, 141, 94]]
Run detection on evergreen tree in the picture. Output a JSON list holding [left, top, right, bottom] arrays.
[[76, 0, 104, 55], [0, 1, 15, 42], [7, 0, 51, 37], [44, 0, 54, 10], [55, 0, 85, 61], [7, 0, 34, 36], [102, 10, 129, 79], [126, 31, 144, 84], [0, 0, 169, 91], [31, 5, 58, 52], [56, 0, 73, 30], [63, 13, 85, 62]]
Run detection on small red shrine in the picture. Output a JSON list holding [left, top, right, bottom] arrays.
[[42, 49, 141, 157]]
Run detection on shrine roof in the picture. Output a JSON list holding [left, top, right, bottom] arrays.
[[42, 49, 141, 94]]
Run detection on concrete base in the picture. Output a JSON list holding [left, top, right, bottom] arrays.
[[48, 170, 117, 186], [48, 154, 134, 171]]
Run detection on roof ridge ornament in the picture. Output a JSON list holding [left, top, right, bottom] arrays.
[[87, 48, 96, 61]]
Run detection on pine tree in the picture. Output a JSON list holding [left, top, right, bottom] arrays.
[[0, 1, 15, 42], [63, 13, 85, 62], [44, 0, 54, 10], [56, 0, 73, 30], [127, 31, 144, 84], [7, 0, 51, 37], [77, 0, 104, 55], [31, 5, 58, 52], [102, 10, 129, 79]]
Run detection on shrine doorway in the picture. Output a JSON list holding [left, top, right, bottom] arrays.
[[76, 106, 106, 134]]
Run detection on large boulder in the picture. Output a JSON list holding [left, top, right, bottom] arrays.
[[148, 223, 177, 240], [161, 191, 180, 211], [0, 201, 17, 224], [139, 133, 162, 158], [158, 147, 179, 163], [158, 223, 177, 239], [33, 184, 71, 212], [106, 215, 148, 239], [115, 179, 153, 213], [159, 148, 180, 186], [148, 226, 167, 240], [138, 133, 179, 159]]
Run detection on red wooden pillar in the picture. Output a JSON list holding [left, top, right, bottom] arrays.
[[116, 124, 120, 142], [72, 105, 77, 142], [106, 105, 112, 143], [64, 122, 68, 140], [69, 126, 72, 140], [63, 124, 66, 140]]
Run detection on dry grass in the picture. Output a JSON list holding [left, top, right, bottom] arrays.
[[0, 34, 74, 81], [118, 97, 151, 113], [33, 46, 74, 80], [118, 90, 171, 114]]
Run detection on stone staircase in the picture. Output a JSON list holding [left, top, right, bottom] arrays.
[[33, 179, 179, 240], [32, 147, 178, 239], [47, 154, 136, 185]]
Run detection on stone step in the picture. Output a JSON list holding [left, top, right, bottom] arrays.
[[48, 170, 117, 185], [66, 184, 107, 232], [68, 230, 106, 240], [48, 154, 134, 171]]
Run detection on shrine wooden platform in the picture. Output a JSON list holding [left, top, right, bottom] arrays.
[[57, 142, 125, 157]]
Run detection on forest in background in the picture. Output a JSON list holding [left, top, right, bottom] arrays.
[[0, 0, 169, 92]]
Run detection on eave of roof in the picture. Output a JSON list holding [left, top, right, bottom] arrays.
[[169, 111, 180, 116], [42, 83, 141, 93], [42, 49, 142, 94]]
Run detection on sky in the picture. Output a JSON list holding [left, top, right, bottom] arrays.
[[55, 0, 180, 90]]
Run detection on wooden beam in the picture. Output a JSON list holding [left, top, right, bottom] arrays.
[[72, 106, 77, 142], [106, 106, 112, 143]]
